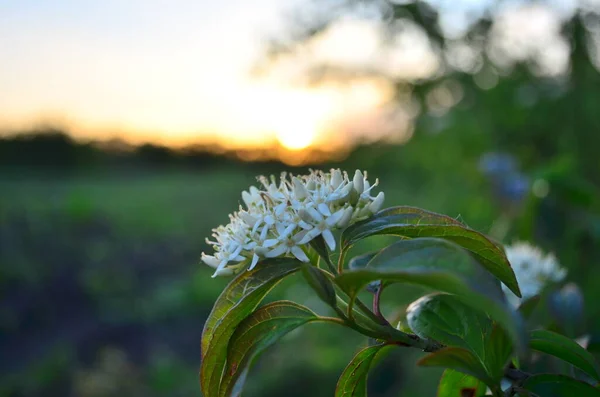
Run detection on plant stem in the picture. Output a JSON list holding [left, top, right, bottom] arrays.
[[339, 303, 531, 383], [373, 284, 386, 323], [337, 249, 347, 273], [354, 297, 387, 325], [329, 246, 531, 388]]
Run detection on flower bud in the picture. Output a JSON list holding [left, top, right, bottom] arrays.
[[331, 169, 343, 189], [238, 211, 257, 226], [549, 283, 584, 336], [369, 192, 385, 214], [201, 253, 221, 269], [336, 206, 354, 228], [241, 191, 253, 208], [353, 170, 364, 194], [298, 209, 313, 224], [292, 177, 309, 200]]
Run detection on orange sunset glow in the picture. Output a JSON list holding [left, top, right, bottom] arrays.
[[0, 1, 423, 163]]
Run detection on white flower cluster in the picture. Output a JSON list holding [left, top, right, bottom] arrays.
[[201, 169, 385, 277], [503, 242, 567, 307]]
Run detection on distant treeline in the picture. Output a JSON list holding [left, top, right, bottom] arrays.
[[0, 129, 295, 171], [0, 129, 422, 178]]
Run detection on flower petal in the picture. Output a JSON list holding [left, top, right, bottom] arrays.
[[275, 222, 286, 236], [249, 253, 260, 270], [292, 229, 310, 243], [322, 229, 336, 251], [266, 244, 287, 258], [326, 208, 345, 227], [298, 209, 314, 224], [211, 259, 230, 278], [281, 224, 296, 239], [298, 228, 320, 245], [317, 202, 332, 216], [251, 218, 263, 234], [298, 220, 313, 230], [263, 239, 279, 248], [229, 245, 243, 259], [259, 224, 269, 240], [212, 267, 235, 277], [307, 207, 324, 223], [274, 202, 287, 217], [291, 246, 310, 262], [201, 254, 220, 268]]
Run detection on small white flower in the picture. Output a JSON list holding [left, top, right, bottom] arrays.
[[245, 225, 276, 270], [241, 186, 263, 209], [263, 222, 309, 262], [503, 242, 567, 307], [292, 176, 310, 200], [201, 169, 384, 276], [298, 206, 346, 250]]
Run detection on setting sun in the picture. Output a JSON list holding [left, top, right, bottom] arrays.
[[251, 86, 336, 151], [275, 123, 318, 150]]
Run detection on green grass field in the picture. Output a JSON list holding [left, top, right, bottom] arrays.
[[3, 158, 600, 397], [0, 165, 530, 397]]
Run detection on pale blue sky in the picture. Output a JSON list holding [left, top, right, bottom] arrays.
[[0, 0, 317, 147]]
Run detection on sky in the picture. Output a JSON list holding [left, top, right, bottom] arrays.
[[0, 0, 588, 155], [0, 0, 403, 153]]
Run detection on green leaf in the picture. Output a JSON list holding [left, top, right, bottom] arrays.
[[375, 206, 467, 224], [418, 347, 494, 387], [335, 238, 524, 352], [484, 324, 513, 381], [220, 301, 322, 397], [302, 264, 337, 307], [407, 294, 492, 362], [406, 294, 511, 381], [521, 374, 600, 396], [518, 295, 541, 320], [335, 344, 396, 397], [200, 258, 303, 397], [437, 369, 487, 397], [341, 206, 520, 297], [348, 251, 379, 270], [529, 329, 600, 381], [348, 251, 381, 293]]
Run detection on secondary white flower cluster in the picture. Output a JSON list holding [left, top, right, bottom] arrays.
[[503, 242, 567, 307], [202, 169, 385, 277]]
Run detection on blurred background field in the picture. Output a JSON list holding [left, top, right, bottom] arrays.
[[2, 1, 600, 396]]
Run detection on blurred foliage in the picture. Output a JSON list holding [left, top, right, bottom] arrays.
[[2, 1, 600, 396]]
